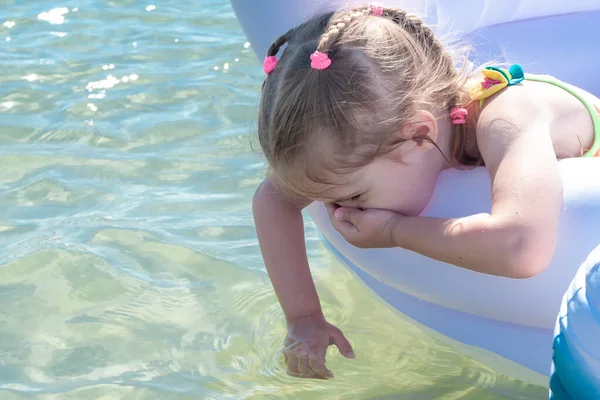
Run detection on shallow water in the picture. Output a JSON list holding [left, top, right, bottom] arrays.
[[0, 1, 548, 398]]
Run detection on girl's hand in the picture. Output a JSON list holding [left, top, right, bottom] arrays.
[[325, 203, 402, 249], [284, 313, 355, 379]]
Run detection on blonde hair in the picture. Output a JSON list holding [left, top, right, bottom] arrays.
[[258, 5, 482, 199]]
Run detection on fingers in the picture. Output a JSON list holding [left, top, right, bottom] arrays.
[[297, 356, 312, 376], [285, 352, 300, 377], [334, 207, 350, 222], [309, 351, 334, 379], [331, 329, 355, 359], [283, 337, 301, 377], [325, 203, 356, 223], [283, 327, 352, 380], [325, 203, 339, 220], [286, 354, 326, 380], [284, 340, 321, 379], [335, 207, 361, 226], [297, 353, 332, 380], [328, 203, 362, 230], [326, 205, 359, 236], [284, 344, 332, 379]]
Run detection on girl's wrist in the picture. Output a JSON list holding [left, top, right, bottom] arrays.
[[285, 307, 325, 326], [390, 214, 409, 249]]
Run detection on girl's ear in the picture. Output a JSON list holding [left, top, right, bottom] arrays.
[[385, 109, 441, 163], [401, 110, 439, 151]]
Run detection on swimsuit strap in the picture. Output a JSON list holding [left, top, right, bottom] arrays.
[[525, 74, 600, 157], [470, 64, 600, 157], [470, 64, 525, 107]]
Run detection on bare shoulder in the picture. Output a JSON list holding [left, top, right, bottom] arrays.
[[476, 75, 598, 159], [473, 81, 561, 170], [254, 176, 313, 210], [476, 82, 548, 137]]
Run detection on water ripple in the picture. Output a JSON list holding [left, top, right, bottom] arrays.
[[0, 0, 547, 398]]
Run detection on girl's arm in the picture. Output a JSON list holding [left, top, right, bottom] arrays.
[[330, 98, 562, 279], [253, 178, 355, 379], [395, 102, 562, 278], [252, 177, 323, 323]]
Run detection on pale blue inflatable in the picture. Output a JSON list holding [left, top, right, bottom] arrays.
[[550, 245, 600, 399], [232, 0, 600, 389]]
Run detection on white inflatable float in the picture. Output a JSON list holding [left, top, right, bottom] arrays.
[[232, 0, 600, 387]]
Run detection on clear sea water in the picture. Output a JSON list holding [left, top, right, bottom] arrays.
[[0, 1, 548, 398]]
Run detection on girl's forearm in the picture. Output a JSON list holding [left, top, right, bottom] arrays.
[[392, 213, 555, 278], [252, 179, 322, 324]]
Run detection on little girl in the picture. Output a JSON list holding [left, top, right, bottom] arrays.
[[252, 4, 600, 379]]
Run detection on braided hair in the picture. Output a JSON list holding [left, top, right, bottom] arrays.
[[258, 5, 477, 199]]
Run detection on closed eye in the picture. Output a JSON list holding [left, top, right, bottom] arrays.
[[336, 194, 361, 205]]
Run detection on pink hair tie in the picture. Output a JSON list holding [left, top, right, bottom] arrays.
[[369, 5, 384, 16], [450, 107, 468, 125], [310, 51, 331, 70], [262, 55, 278, 74], [481, 77, 501, 89]]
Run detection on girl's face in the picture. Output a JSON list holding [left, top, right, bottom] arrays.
[[307, 144, 445, 216], [295, 109, 451, 215]]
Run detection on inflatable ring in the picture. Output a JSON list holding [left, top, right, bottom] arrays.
[[233, 0, 600, 386]]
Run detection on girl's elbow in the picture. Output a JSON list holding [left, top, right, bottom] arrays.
[[506, 257, 548, 279], [504, 233, 556, 279]]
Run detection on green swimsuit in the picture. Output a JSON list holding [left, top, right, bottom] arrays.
[[471, 64, 600, 157]]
